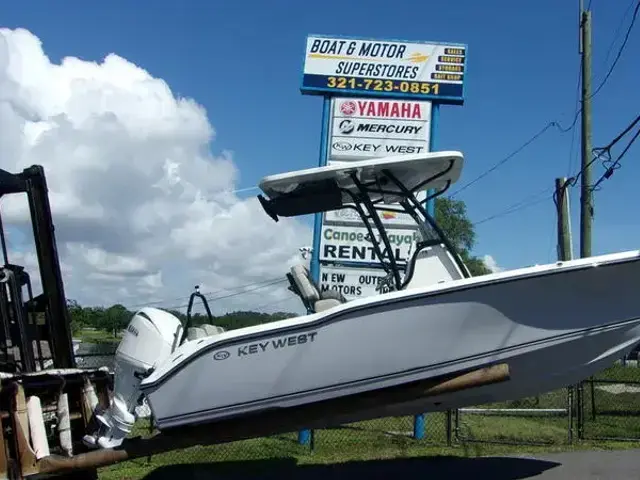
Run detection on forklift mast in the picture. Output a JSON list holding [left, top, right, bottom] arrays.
[[0, 165, 75, 372]]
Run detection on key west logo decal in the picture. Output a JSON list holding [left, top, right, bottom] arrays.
[[213, 350, 230, 360], [236, 332, 318, 358]]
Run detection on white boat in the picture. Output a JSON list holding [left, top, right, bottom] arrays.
[[83, 151, 640, 450]]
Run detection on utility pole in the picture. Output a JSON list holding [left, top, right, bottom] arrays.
[[579, 0, 593, 258], [557, 175, 581, 440], [555, 177, 572, 261]]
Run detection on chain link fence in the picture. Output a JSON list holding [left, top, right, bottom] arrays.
[[99, 414, 455, 480], [454, 389, 573, 446], [578, 361, 640, 442], [70, 343, 640, 479], [312, 411, 452, 451]]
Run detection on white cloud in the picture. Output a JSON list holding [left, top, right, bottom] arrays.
[[482, 254, 503, 273], [0, 27, 310, 316]]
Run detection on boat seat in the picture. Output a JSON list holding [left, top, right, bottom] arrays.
[[202, 324, 226, 335], [287, 264, 347, 313], [186, 324, 226, 342]]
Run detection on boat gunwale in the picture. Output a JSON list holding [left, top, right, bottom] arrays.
[[141, 250, 640, 390]]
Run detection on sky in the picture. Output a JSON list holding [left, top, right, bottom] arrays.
[[0, 0, 638, 315]]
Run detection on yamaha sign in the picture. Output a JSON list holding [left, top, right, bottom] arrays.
[[328, 97, 431, 160]]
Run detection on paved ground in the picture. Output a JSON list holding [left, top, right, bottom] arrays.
[[498, 448, 640, 479], [138, 449, 640, 479]]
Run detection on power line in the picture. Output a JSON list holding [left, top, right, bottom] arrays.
[[593, 113, 640, 154], [449, 123, 558, 198], [449, 106, 590, 200], [566, 56, 584, 176], [591, 123, 640, 190], [555, 113, 640, 195], [162, 278, 288, 311], [557, 115, 639, 189], [557, 108, 583, 134], [450, 1, 638, 199], [564, 152, 601, 189], [472, 187, 554, 226], [124, 275, 286, 310], [588, 0, 639, 99], [600, 0, 638, 70], [560, 0, 638, 136]]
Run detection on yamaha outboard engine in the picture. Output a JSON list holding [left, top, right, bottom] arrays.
[[83, 307, 183, 449]]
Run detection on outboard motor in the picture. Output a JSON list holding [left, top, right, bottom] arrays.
[[83, 307, 183, 449]]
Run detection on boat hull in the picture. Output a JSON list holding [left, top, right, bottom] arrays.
[[141, 252, 640, 430]]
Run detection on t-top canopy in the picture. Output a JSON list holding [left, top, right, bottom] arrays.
[[257, 151, 463, 221]]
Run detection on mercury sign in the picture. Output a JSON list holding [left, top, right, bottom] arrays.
[[329, 97, 431, 161], [300, 35, 467, 104]]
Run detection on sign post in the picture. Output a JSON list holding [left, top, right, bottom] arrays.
[[298, 34, 466, 445], [299, 96, 332, 447], [413, 102, 441, 440]]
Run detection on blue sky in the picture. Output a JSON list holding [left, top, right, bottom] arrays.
[[3, 0, 639, 272]]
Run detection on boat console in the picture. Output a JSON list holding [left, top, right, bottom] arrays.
[[258, 151, 472, 299]]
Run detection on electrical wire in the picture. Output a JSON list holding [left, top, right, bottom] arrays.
[[558, 0, 638, 136], [588, 0, 640, 100], [449, 123, 558, 198], [161, 278, 288, 311], [124, 275, 286, 310], [591, 124, 640, 191], [593, 114, 640, 154], [563, 153, 601, 190], [449, 99, 588, 199], [553, 113, 640, 198], [566, 57, 584, 176], [557, 108, 583, 135], [451, 1, 638, 199], [472, 187, 554, 226], [600, 0, 638, 71], [558, 116, 637, 190]]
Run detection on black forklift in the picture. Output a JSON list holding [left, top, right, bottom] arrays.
[[0, 165, 112, 479]]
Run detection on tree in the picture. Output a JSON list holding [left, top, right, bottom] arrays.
[[435, 197, 491, 277], [66, 299, 87, 336], [106, 304, 131, 336], [67, 301, 299, 340]]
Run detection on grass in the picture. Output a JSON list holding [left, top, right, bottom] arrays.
[[96, 363, 640, 479], [75, 328, 121, 344], [97, 413, 640, 480]]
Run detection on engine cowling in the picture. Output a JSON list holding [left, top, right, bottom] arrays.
[[83, 307, 183, 449]]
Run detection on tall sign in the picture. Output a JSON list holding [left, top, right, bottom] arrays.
[[299, 35, 467, 302], [298, 33, 467, 444]]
